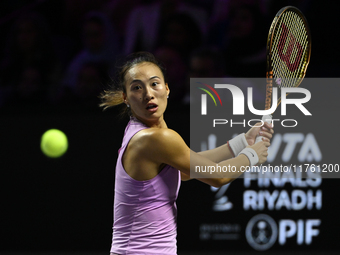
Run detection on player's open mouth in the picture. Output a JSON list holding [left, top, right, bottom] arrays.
[[146, 103, 158, 112]]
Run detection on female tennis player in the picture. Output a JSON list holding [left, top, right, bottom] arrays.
[[101, 52, 273, 255]]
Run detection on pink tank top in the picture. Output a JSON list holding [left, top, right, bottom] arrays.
[[110, 117, 181, 255]]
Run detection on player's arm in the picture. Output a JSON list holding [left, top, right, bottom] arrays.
[[180, 172, 191, 181], [139, 128, 269, 187], [197, 143, 234, 163], [197, 122, 273, 163]]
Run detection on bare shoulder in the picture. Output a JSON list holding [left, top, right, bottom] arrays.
[[132, 128, 184, 146], [130, 128, 189, 164]]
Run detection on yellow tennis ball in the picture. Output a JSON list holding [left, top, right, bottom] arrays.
[[41, 129, 68, 158]]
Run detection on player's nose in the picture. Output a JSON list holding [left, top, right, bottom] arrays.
[[144, 86, 154, 101]]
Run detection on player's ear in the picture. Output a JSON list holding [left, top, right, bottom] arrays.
[[165, 83, 170, 98], [123, 92, 129, 106]]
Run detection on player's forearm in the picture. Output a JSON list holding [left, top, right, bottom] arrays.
[[197, 133, 250, 163], [190, 153, 250, 187], [197, 143, 234, 163]]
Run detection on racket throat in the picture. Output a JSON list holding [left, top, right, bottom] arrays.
[[265, 71, 274, 111]]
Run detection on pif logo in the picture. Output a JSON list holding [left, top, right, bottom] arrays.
[[199, 84, 311, 116], [245, 214, 321, 251]]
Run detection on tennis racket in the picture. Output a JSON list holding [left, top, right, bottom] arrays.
[[255, 6, 311, 143]]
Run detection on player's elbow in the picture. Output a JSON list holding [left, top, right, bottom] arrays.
[[211, 182, 223, 188], [211, 178, 233, 188]]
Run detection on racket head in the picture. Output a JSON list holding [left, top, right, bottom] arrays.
[[267, 6, 311, 87]]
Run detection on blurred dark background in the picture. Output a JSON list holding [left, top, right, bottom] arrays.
[[1, 0, 339, 254]]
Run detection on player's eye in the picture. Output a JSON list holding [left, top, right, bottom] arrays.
[[133, 85, 142, 90], [151, 82, 158, 86]]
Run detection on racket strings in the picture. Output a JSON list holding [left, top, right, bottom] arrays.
[[276, 14, 302, 87], [270, 10, 309, 89], [277, 12, 307, 86]]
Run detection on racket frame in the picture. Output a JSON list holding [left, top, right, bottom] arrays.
[[265, 6, 312, 112]]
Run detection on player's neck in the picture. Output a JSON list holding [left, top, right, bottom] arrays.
[[134, 115, 167, 129]]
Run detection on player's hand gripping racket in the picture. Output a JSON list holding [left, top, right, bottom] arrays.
[[255, 6, 312, 143]]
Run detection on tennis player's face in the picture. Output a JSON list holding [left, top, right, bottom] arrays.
[[124, 62, 170, 126]]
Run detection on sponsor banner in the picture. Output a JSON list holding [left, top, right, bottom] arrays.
[[190, 78, 340, 179], [188, 78, 340, 251]]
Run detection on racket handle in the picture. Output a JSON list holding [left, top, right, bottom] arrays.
[[255, 115, 272, 143]]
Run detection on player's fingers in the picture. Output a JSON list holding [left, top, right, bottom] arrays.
[[259, 131, 272, 139], [263, 141, 271, 147], [261, 137, 271, 144], [254, 122, 264, 128], [262, 122, 274, 132], [261, 126, 274, 133]]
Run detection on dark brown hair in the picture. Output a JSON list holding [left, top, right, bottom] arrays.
[[100, 52, 167, 115]]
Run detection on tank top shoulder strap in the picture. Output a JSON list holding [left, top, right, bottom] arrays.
[[119, 117, 148, 155]]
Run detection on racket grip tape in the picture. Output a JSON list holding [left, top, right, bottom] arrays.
[[255, 115, 272, 143]]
